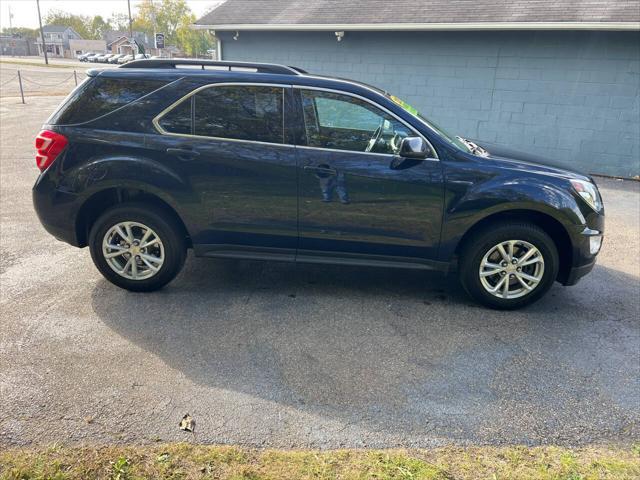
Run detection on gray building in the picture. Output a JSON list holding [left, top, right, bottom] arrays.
[[0, 35, 37, 56], [195, 0, 640, 178], [36, 25, 83, 58]]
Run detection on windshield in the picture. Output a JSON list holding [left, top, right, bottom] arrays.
[[386, 94, 474, 153]]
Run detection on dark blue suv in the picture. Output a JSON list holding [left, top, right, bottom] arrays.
[[33, 60, 604, 309]]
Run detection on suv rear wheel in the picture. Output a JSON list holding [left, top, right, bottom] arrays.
[[89, 203, 187, 292], [459, 222, 559, 309]]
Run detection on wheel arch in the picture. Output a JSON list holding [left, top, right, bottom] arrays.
[[75, 187, 191, 248], [454, 209, 573, 282]]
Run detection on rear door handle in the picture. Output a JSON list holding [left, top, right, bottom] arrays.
[[304, 165, 337, 175], [166, 148, 200, 160]]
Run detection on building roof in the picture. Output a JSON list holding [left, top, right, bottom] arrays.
[[42, 25, 74, 33], [194, 0, 640, 30], [103, 30, 130, 44], [103, 30, 153, 48]]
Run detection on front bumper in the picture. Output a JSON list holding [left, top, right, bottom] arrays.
[[559, 221, 604, 286], [563, 257, 596, 286]]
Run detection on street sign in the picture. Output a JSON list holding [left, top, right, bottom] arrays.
[[155, 33, 165, 50]]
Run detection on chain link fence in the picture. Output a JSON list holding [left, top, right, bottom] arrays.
[[0, 69, 88, 101]]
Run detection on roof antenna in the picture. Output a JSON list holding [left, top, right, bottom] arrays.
[[134, 38, 146, 57]]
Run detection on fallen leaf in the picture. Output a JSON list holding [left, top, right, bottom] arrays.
[[179, 413, 195, 433]]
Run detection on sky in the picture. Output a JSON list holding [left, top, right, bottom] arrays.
[[0, 0, 223, 30]]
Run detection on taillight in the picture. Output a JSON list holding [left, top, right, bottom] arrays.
[[35, 130, 68, 172]]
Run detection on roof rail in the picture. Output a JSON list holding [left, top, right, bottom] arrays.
[[120, 59, 304, 75]]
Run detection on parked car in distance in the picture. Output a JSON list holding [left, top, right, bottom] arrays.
[[117, 54, 133, 64], [99, 53, 115, 63], [88, 53, 103, 63], [32, 60, 605, 309], [77, 52, 93, 62], [108, 54, 126, 64]]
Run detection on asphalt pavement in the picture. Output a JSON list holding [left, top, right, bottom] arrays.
[[0, 89, 638, 448]]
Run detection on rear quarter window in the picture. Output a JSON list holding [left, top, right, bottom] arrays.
[[48, 77, 169, 125]]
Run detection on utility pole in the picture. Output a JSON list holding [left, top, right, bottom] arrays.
[[8, 5, 14, 56], [150, 0, 157, 56], [127, 0, 133, 39], [36, 0, 48, 65]]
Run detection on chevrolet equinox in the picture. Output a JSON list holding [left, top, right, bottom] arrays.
[[33, 59, 605, 309]]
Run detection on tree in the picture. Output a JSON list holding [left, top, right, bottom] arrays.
[[39, 1, 209, 55], [89, 16, 111, 39], [135, 0, 205, 52], [1, 27, 38, 38], [176, 14, 213, 57], [109, 13, 131, 32], [44, 10, 94, 39]]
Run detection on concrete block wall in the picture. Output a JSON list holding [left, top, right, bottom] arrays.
[[220, 30, 640, 178]]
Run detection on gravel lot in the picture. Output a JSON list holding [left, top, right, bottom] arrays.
[[1, 83, 639, 448]]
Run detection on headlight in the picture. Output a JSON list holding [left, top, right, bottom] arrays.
[[570, 179, 603, 212]]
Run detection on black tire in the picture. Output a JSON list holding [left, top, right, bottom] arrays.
[[89, 203, 187, 292], [459, 222, 559, 310]]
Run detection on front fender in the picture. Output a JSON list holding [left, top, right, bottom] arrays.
[[439, 173, 586, 261]]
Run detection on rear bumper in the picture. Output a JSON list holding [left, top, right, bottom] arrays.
[[32, 174, 82, 247]]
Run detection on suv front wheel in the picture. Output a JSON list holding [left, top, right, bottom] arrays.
[[89, 203, 187, 292], [459, 222, 559, 309]]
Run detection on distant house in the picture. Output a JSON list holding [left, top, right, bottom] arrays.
[[36, 25, 83, 58], [107, 35, 136, 55], [195, 0, 640, 178], [104, 30, 163, 56]]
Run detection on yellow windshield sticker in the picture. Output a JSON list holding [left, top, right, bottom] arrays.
[[389, 95, 419, 116]]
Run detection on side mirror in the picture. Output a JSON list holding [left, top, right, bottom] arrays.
[[399, 136, 429, 159]]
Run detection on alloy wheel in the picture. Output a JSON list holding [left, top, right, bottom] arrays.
[[102, 221, 165, 280], [479, 239, 545, 299]]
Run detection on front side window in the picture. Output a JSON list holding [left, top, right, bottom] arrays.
[[159, 85, 284, 144], [300, 89, 413, 154]]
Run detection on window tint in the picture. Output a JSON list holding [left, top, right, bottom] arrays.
[[193, 85, 283, 143], [315, 96, 380, 131], [49, 77, 168, 125], [300, 90, 413, 154], [159, 97, 192, 135]]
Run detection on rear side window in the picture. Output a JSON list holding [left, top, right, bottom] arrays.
[[49, 77, 168, 125], [158, 85, 284, 144], [159, 97, 192, 135]]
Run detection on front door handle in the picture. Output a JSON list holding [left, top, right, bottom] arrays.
[[304, 165, 337, 175], [166, 148, 200, 161]]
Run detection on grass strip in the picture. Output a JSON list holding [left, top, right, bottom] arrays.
[[1, 443, 639, 479], [0, 59, 80, 69]]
